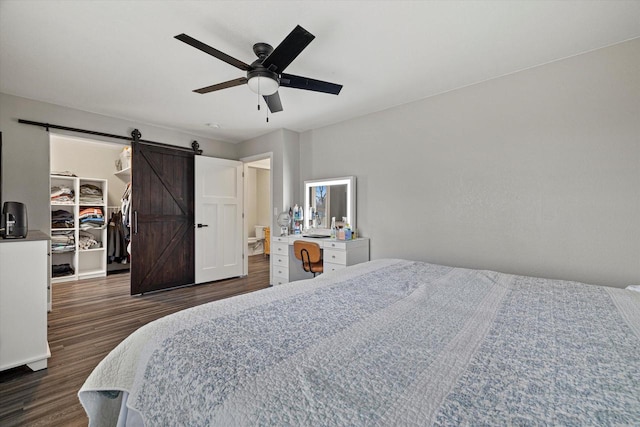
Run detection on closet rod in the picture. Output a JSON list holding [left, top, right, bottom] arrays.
[[18, 119, 199, 153]]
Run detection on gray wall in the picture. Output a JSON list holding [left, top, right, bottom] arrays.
[[237, 128, 300, 235], [0, 93, 237, 234], [300, 39, 640, 288]]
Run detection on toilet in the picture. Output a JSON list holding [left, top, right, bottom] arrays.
[[247, 225, 267, 256]]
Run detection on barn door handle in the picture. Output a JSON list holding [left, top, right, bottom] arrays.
[[134, 211, 138, 234], [196, 223, 209, 228]]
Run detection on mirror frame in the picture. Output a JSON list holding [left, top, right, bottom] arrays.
[[303, 176, 356, 232]]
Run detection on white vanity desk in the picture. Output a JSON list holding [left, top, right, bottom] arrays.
[[271, 235, 370, 285]]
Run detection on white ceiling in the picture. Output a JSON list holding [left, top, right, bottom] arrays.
[[1, 1, 639, 143]]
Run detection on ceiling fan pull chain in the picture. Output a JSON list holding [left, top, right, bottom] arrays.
[[259, 77, 269, 122]]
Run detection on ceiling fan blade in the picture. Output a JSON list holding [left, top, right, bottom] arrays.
[[175, 33, 250, 71], [261, 25, 315, 73], [194, 77, 247, 94], [280, 73, 342, 95], [263, 92, 283, 113]]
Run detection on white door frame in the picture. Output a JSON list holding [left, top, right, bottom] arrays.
[[240, 152, 273, 278]]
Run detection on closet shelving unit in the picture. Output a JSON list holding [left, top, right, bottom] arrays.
[[50, 175, 108, 283]]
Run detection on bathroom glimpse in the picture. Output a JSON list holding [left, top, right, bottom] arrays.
[[246, 160, 270, 256]]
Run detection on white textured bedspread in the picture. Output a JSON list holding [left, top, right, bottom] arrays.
[[79, 259, 640, 426]]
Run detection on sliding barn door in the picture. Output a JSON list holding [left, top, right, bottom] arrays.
[[130, 142, 194, 294], [195, 156, 243, 284]]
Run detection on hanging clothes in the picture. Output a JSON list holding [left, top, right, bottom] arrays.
[[107, 210, 129, 264], [121, 183, 131, 228], [121, 182, 132, 255]]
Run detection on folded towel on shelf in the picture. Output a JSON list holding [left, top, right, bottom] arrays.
[[79, 184, 104, 205], [79, 207, 104, 218], [51, 231, 75, 252], [52, 263, 75, 277], [78, 207, 105, 230], [51, 185, 75, 204], [79, 230, 101, 250], [51, 171, 77, 177], [51, 210, 75, 228]]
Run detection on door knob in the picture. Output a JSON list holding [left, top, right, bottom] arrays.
[[196, 224, 209, 228]]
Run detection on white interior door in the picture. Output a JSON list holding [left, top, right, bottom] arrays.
[[195, 156, 243, 284]]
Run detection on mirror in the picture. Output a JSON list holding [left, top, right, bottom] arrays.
[[303, 176, 356, 233]]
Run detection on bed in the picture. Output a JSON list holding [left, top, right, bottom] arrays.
[[79, 259, 640, 426]]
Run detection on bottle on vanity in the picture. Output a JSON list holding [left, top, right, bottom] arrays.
[[344, 222, 352, 240], [330, 217, 336, 239]]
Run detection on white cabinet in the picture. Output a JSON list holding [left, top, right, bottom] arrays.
[[322, 239, 369, 273], [50, 175, 108, 282], [271, 236, 290, 285], [270, 236, 370, 285], [0, 231, 51, 371]]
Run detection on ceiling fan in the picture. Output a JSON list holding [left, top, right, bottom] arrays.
[[175, 25, 342, 114]]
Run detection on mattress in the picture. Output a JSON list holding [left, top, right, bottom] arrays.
[[79, 259, 640, 426]]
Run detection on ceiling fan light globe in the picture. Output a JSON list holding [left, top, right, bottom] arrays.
[[247, 76, 279, 96]]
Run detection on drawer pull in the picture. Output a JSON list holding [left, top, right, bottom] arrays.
[[332, 255, 336, 259]]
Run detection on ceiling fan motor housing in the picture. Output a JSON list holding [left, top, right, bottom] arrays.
[[247, 66, 280, 84], [249, 43, 280, 84]]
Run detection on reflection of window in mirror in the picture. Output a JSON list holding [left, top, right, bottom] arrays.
[[304, 176, 356, 232], [309, 185, 328, 228], [308, 185, 349, 228]]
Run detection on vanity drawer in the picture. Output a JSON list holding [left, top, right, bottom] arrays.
[[273, 265, 289, 279], [324, 249, 347, 265], [273, 277, 289, 286], [272, 236, 289, 244], [271, 242, 288, 256], [273, 265, 289, 285], [273, 254, 288, 267], [324, 240, 347, 250], [324, 262, 346, 273]]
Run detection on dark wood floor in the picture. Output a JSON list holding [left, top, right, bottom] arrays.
[[0, 255, 270, 427]]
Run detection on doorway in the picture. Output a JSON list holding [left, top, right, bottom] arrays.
[[242, 154, 272, 281], [49, 134, 131, 287]]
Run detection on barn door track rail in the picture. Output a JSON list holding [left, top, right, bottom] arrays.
[[18, 119, 202, 154]]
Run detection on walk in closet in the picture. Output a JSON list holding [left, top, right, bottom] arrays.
[[50, 134, 131, 283]]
